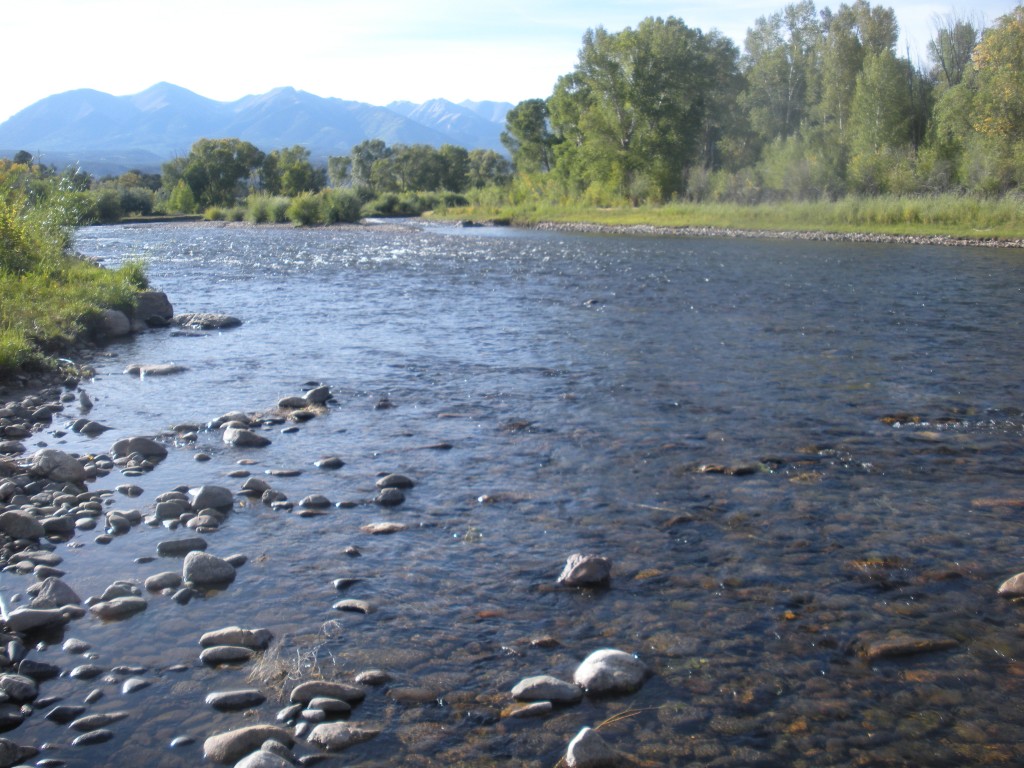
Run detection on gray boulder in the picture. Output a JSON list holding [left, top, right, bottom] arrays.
[[98, 309, 131, 337], [558, 553, 612, 587], [183, 551, 236, 587], [30, 576, 81, 608], [203, 725, 292, 764], [189, 485, 234, 510], [200, 626, 273, 650], [306, 722, 380, 751], [223, 427, 271, 448], [174, 313, 242, 330], [0, 510, 44, 539], [573, 649, 649, 695], [566, 726, 619, 768], [29, 449, 85, 483], [110, 436, 167, 460], [134, 291, 174, 323]]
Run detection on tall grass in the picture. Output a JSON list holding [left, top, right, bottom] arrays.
[[0, 172, 147, 376]]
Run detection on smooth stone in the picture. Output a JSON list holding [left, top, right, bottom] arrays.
[[145, 571, 183, 591], [314, 457, 344, 470], [360, 522, 407, 535], [200, 646, 254, 665], [998, 571, 1024, 597], [374, 488, 405, 506], [511, 674, 584, 704], [30, 576, 81, 608], [290, 681, 366, 705], [565, 726, 619, 768], [189, 485, 234, 510], [223, 428, 271, 449], [573, 649, 649, 695], [375, 473, 414, 489], [173, 313, 242, 330], [235, 750, 295, 768], [89, 596, 147, 620], [299, 494, 331, 509], [170, 735, 195, 748], [122, 677, 151, 694], [307, 696, 351, 715], [4, 607, 70, 632], [241, 478, 271, 494], [157, 536, 209, 557], [332, 599, 374, 614], [0, 510, 44, 539], [62, 638, 91, 654], [856, 632, 958, 660], [505, 701, 553, 718], [306, 722, 380, 751], [71, 729, 114, 747], [46, 704, 86, 724], [183, 551, 237, 587], [29, 449, 86, 483], [69, 711, 128, 731], [18, 658, 60, 681], [68, 664, 104, 680], [203, 725, 292, 764], [109, 436, 167, 460], [0, 674, 37, 703], [200, 627, 272, 650], [354, 669, 391, 686], [557, 553, 612, 587], [205, 689, 267, 710], [123, 363, 187, 376], [304, 386, 331, 404]]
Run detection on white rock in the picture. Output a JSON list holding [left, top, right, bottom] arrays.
[[200, 626, 273, 650], [511, 674, 583, 704], [573, 649, 649, 695], [203, 725, 292, 764], [306, 722, 380, 751], [223, 427, 271, 448], [566, 726, 619, 768]]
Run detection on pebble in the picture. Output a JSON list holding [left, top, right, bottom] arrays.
[[156, 536, 208, 557], [360, 522, 407, 535], [45, 704, 85, 724], [290, 681, 366, 705], [333, 599, 374, 614], [314, 457, 344, 469], [69, 711, 128, 731], [69, 664, 105, 680], [374, 488, 405, 506]]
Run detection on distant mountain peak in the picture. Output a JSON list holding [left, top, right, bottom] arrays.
[[0, 83, 513, 175]]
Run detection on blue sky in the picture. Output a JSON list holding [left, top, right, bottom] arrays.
[[2, 0, 1018, 123]]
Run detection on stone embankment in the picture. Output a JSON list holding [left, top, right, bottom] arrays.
[[531, 221, 1024, 248]]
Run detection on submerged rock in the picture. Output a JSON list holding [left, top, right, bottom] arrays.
[[199, 626, 273, 650], [173, 313, 242, 331], [557, 554, 612, 587], [511, 675, 583, 704], [183, 551, 237, 587], [306, 722, 381, 751], [566, 726, 619, 768]]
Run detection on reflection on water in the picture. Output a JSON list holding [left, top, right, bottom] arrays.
[[11, 221, 1024, 766]]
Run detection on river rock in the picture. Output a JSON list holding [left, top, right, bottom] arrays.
[[183, 551, 237, 587], [998, 572, 1024, 597], [314, 456, 344, 470], [573, 649, 649, 695], [189, 485, 234, 510], [206, 689, 267, 710], [565, 726, 619, 768], [200, 626, 273, 650], [122, 677, 151, 694], [376, 473, 414, 489], [223, 427, 272, 448], [235, 750, 295, 768], [558, 554, 612, 587], [855, 632, 959, 660], [145, 571, 183, 591], [0, 510, 44, 539], [306, 722, 380, 751], [333, 599, 374, 614], [69, 711, 129, 731], [110, 436, 167, 460], [157, 536, 208, 557], [0, 674, 37, 703], [511, 674, 584, 704], [360, 522, 407, 534], [89, 596, 147, 620], [30, 576, 81, 607], [123, 363, 187, 377], [304, 386, 331, 405], [0, 737, 23, 768], [174, 313, 242, 330], [46, 704, 86, 724], [4, 606, 71, 633], [290, 681, 366, 705], [0, 441, 24, 456], [98, 309, 131, 337], [28, 449, 86, 483], [200, 646, 255, 665], [72, 728, 114, 747], [134, 290, 174, 324], [299, 494, 332, 509], [203, 725, 292, 764]]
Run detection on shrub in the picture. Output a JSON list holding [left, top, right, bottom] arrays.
[[318, 189, 363, 224], [286, 193, 321, 226]]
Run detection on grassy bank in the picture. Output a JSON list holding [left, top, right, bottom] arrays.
[[1, 169, 147, 378], [442, 194, 1024, 242]]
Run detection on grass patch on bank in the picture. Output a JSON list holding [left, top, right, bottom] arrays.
[[444, 194, 1024, 241], [0, 170, 147, 376]]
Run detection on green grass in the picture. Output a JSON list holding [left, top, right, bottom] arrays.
[[443, 194, 1024, 242], [0, 168, 148, 377]]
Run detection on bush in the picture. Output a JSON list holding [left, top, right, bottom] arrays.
[[286, 193, 321, 226], [318, 189, 363, 223]]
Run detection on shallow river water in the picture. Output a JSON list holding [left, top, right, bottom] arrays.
[[9, 220, 1024, 766]]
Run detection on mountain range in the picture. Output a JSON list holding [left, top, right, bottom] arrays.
[[0, 82, 513, 176]]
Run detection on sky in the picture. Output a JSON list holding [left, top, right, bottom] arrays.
[[2, 0, 1018, 124]]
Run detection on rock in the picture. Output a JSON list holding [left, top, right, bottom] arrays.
[[855, 632, 959, 660], [205, 689, 267, 710], [29, 449, 86, 483], [0, 441, 25, 455], [203, 725, 292, 764], [360, 522, 407, 535], [98, 308, 131, 337], [46, 704, 86, 724], [376, 474, 414, 489], [183, 551, 237, 587], [69, 711, 129, 731], [290, 681, 366, 705], [314, 456, 344, 470], [299, 494, 332, 509], [511, 675, 584, 704], [145, 571, 183, 591], [0, 674, 36, 703], [174, 313, 243, 331], [565, 726, 619, 768], [72, 729, 115, 747], [558, 554, 612, 587], [189, 485, 235, 510], [89, 596, 147, 620], [0, 510, 44, 539], [573, 649, 649, 695], [308, 696, 351, 716], [0, 737, 21, 768], [505, 701, 553, 718], [110, 436, 167, 460], [134, 290, 174, 323], [200, 627, 273, 650], [374, 488, 405, 506], [30, 576, 81, 607], [123, 363, 187, 377], [304, 386, 331, 405], [122, 677, 151, 694], [241, 478, 272, 495], [278, 396, 309, 409], [157, 536, 208, 557], [235, 750, 295, 768], [306, 722, 380, 751], [200, 646, 255, 666], [332, 599, 374, 614], [223, 427, 272, 448], [354, 669, 391, 686], [69, 664, 105, 680], [4, 607, 71, 633], [998, 572, 1024, 597]]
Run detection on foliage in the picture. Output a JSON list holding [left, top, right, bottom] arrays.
[[163, 138, 265, 209]]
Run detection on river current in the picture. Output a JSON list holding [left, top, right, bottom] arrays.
[[11, 220, 1024, 766]]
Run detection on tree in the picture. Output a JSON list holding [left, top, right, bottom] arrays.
[[348, 140, 392, 189], [438, 144, 470, 192], [176, 138, 266, 208], [548, 16, 742, 202], [265, 145, 325, 196], [467, 149, 513, 188], [501, 99, 558, 172], [928, 13, 979, 88], [971, 5, 1024, 143]]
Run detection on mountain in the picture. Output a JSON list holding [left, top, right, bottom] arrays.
[[0, 83, 512, 175]]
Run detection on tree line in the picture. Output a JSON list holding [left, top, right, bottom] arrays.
[[501, 2, 1024, 203]]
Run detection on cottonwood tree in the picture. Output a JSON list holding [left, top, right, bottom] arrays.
[[501, 99, 558, 172], [928, 13, 980, 89], [170, 138, 265, 208]]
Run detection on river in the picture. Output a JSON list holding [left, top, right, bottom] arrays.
[[9, 219, 1024, 766]]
